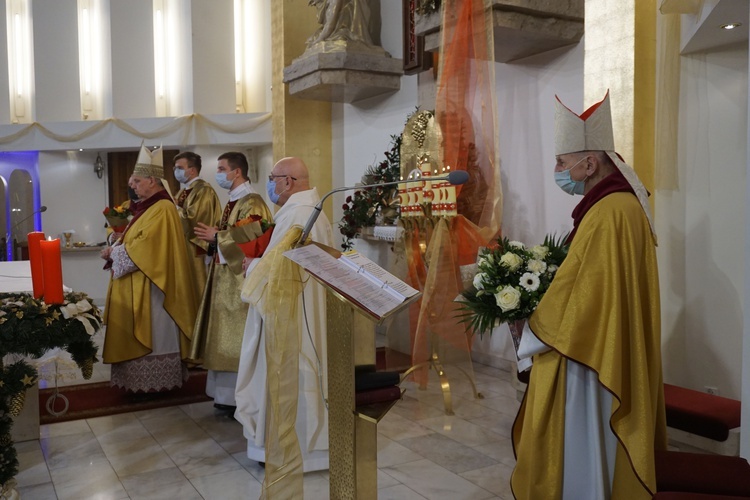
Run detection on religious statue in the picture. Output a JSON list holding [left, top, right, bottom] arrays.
[[307, 0, 375, 49]]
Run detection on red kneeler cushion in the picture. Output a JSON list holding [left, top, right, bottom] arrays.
[[656, 450, 750, 496], [664, 383, 741, 441], [654, 493, 750, 500]]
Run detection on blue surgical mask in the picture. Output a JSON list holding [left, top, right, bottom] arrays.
[[554, 157, 587, 195], [215, 172, 233, 190], [266, 179, 280, 204], [174, 168, 188, 184]]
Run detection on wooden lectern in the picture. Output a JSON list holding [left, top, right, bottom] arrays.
[[284, 244, 420, 499]]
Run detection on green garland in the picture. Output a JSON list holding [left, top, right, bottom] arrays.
[[339, 134, 402, 250], [0, 291, 101, 486]]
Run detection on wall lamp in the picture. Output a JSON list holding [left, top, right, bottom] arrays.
[[94, 153, 105, 179]]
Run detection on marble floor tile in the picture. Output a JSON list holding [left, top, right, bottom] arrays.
[[162, 436, 244, 479], [17, 481, 58, 500], [381, 458, 496, 500], [189, 468, 262, 499], [377, 412, 433, 441], [49, 461, 128, 500], [19, 360, 519, 500], [99, 435, 175, 477], [460, 462, 515, 498], [15, 440, 51, 488], [39, 431, 108, 471], [398, 432, 497, 474], [376, 434, 423, 468], [473, 437, 516, 468], [86, 412, 151, 445], [120, 467, 203, 500], [39, 419, 91, 439], [416, 414, 506, 447], [377, 484, 429, 499]]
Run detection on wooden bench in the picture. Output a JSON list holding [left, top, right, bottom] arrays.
[[664, 383, 741, 456]]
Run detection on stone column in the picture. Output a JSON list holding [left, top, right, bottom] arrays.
[[271, 2, 332, 213]]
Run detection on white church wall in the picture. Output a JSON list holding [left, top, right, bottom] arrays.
[[661, 42, 748, 399]]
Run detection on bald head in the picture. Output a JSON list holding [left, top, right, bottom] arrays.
[[269, 157, 311, 206]]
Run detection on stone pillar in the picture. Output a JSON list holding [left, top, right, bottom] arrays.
[[271, 2, 332, 215], [585, 0, 657, 210]]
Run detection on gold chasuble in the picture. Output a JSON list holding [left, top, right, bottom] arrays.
[[176, 179, 222, 294], [190, 193, 272, 371], [103, 198, 198, 364], [512, 192, 666, 499]]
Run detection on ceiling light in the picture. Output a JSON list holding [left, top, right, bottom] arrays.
[[720, 23, 742, 30]]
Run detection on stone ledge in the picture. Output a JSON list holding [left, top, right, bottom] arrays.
[[416, 0, 584, 63], [284, 49, 404, 103]]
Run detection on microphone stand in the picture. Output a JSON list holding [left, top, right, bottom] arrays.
[[6, 206, 47, 260], [296, 172, 468, 248]]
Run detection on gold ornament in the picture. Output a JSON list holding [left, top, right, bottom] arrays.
[[81, 358, 94, 380], [8, 391, 25, 417], [52, 310, 61, 320], [15, 311, 23, 319], [21, 374, 35, 386]]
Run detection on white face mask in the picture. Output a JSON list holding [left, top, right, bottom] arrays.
[[215, 170, 235, 190], [554, 156, 588, 195]]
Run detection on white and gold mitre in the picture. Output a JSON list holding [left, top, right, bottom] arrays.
[[132, 144, 164, 179], [554, 92, 657, 243], [554, 91, 614, 155]]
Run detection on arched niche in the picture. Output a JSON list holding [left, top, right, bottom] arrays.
[[9, 169, 35, 259]]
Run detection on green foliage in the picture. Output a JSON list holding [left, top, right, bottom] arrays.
[[339, 134, 402, 250], [457, 234, 569, 336], [0, 291, 101, 486]]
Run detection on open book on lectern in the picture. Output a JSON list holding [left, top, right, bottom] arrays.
[[283, 243, 420, 323]]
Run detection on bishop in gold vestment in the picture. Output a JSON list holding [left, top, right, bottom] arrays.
[[102, 145, 199, 392], [511, 94, 666, 499]]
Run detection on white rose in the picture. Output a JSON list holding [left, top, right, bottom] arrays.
[[508, 240, 525, 249], [548, 264, 559, 274], [499, 252, 523, 271], [473, 272, 487, 290], [531, 245, 548, 260], [527, 259, 547, 274], [495, 286, 521, 312]]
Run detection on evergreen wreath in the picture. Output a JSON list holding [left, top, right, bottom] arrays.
[[0, 291, 101, 487]]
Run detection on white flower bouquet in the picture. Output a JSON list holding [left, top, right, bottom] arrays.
[[458, 234, 569, 337]]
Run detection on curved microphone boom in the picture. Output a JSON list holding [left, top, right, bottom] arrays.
[[296, 170, 469, 247], [9, 205, 47, 236]]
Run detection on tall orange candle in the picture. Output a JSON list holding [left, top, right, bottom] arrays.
[[40, 237, 64, 304], [27, 231, 45, 298]]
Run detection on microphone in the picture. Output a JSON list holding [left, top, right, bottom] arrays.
[[297, 170, 469, 247], [9, 206, 47, 237]]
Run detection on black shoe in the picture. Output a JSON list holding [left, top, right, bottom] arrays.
[[213, 403, 237, 412], [258, 461, 265, 469]]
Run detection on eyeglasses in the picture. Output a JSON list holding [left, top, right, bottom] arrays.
[[268, 174, 297, 181]]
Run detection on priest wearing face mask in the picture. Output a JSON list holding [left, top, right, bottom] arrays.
[[511, 93, 666, 499], [192, 151, 273, 410], [235, 157, 333, 486], [173, 151, 222, 295]]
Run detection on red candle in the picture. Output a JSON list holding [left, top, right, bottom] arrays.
[[40, 238, 64, 304], [27, 231, 45, 298]]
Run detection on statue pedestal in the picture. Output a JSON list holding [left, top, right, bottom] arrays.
[[283, 46, 403, 103]]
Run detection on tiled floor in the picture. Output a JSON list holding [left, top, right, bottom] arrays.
[[18, 331, 520, 499]]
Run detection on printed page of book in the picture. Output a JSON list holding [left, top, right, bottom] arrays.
[[283, 244, 404, 319], [339, 250, 419, 300]]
